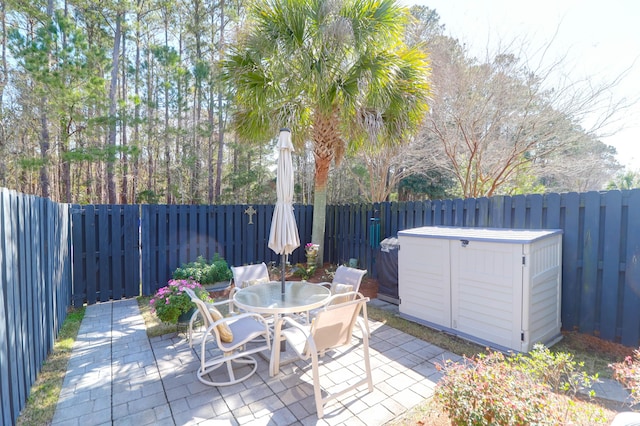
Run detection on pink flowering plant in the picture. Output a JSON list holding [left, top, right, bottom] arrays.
[[149, 278, 212, 324], [305, 243, 319, 257], [610, 348, 640, 404]]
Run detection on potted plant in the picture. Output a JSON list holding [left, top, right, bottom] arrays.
[[305, 243, 319, 266], [149, 278, 212, 324]]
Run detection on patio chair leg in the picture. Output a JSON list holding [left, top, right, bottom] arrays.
[[198, 355, 258, 386]]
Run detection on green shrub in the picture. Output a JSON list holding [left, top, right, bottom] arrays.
[[435, 345, 602, 425], [172, 254, 232, 285], [292, 263, 317, 280], [150, 279, 212, 324], [513, 343, 598, 394]]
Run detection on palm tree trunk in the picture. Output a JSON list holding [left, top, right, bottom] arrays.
[[311, 145, 332, 265]]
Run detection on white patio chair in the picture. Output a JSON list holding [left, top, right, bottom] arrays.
[[303, 266, 370, 335], [272, 293, 373, 419], [228, 262, 274, 336], [332, 265, 367, 293], [228, 262, 271, 310], [184, 288, 271, 386]]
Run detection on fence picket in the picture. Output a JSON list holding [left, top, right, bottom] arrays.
[[600, 190, 622, 340], [622, 190, 640, 346], [529, 194, 543, 228], [561, 192, 581, 330], [580, 191, 601, 334], [546, 193, 561, 228]]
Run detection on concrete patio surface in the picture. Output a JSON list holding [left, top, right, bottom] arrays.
[[51, 298, 632, 426]]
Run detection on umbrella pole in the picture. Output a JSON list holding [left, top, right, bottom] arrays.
[[281, 254, 286, 298]]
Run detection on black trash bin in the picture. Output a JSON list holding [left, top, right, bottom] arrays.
[[377, 237, 400, 304]]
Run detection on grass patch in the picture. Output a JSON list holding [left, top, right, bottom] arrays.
[[17, 307, 85, 426], [367, 305, 632, 379]]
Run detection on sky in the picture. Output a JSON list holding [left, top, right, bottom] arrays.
[[407, 0, 640, 171]]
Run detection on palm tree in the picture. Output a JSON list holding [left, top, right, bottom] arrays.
[[224, 0, 431, 264]]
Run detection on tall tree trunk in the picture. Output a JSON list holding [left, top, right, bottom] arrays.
[[107, 9, 123, 204], [120, 28, 128, 204], [146, 47, 155, 194], [39, 0, 55, 199], [60, 121, 71, 202], [0, 1, 6, 184], [311, 111, 340, 265], [207, 95, 214, 204], [214, 0, 225, 202], [163, 11, 171, 204], [311, 154, 330, 265]]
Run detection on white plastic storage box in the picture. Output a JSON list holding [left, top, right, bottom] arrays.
[[398, 226, 562, 352]]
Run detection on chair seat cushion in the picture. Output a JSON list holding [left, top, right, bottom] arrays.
[[229, 317, 270, 343], [243, 277, 270, 287], [329, 283, 354, 305], [208, 306, 234, 343]]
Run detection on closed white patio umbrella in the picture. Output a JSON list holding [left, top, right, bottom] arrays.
[[268, 128, 300, 295]]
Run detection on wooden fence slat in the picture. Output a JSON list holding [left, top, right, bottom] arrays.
[[97, 205, 110, 302], [85, 205, 97, 305], [158, 205, 169, 287], [580, 191, 601, 333], [561, 192, 581, 330], [123, 205, 139, 298], [179, 206, 188, 263], [168, 205, 178, 274], [5, 191, 21, 421], [513, 195, 526, 228], [477, 197, 489, 227], [24, 198, 37, 384], [111, 206, 123, 300], [529, 194, 543, 228], [17, 195, 31, 393], [622, 189, 640, 346], [0, 191, 14, 424], [196, 206, 207, 259], [600, 190, 622, 340], [545, 193, 561, 229], [215, 205, 227, 263]]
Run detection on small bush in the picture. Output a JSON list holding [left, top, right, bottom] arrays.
[[292, 263, 317, 280], [149, 279, 212, 324], [172, 254, 232, 284], [610, 348, 640, 405], [513, 343, 598, 394], [435, 345, 602, 425]]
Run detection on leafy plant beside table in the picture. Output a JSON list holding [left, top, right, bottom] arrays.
[[150, 254, 232, 324]]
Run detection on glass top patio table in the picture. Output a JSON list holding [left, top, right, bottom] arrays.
[[233, 281, 331, 315]]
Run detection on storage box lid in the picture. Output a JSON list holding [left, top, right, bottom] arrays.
[[398, 226, 562, 243]]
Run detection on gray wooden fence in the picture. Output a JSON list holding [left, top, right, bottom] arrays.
[[363, 191, 640, 346], [0, 189, 72, 426], [2, 187, 640, 426], [70, 204, 140, 307], [139, 204, 314, 295], [70, 190, 640, 347]]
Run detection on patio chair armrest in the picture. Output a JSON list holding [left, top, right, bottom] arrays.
[[203, 312, 270, 347], [226, 311, 270, 328], [280, 315, 310, 333]]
